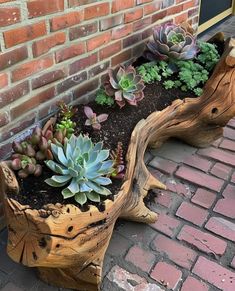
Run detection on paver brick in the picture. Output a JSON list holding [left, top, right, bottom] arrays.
[[198, 147, 235, 167], [183, 155, 212, 172], [152, 235, 197, 269], [219, 138, 235, 152], [181, 276, 209, 291], [151, 213, 181, 238], [210, 162, 232, 180], [193, 256, 235, 291], [107, 232, 131, 257], [213, 198, 235, 219], [176, 202, 209, 226], [175, 166, 224, 192], [228, 118, 235, 128], [231, 256, 235, 269], [166, 180, 191, 197], [0, 282, 24, 291], [155, 190, 173, 208], [191, 188, 216, 209], [205, 217, 235, 242], [149, 157, 178, 174], [223, 126, 235, 141], [223, 183, 235, 198], [125, 245, 155, 272], [231, 172, 235, 184], [177, 225, 227, 256], [150, 262, 182, 290]]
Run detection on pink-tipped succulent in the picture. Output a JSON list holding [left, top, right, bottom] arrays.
[[104, 65, 145, 108], [57, 100, 77, 120], [110, 142, 125, 179], [84, 106, 108, 130]]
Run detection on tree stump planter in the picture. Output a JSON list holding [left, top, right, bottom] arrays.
[[0, 36, 235, 291]]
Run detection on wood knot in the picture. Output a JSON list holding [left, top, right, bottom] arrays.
[[51, 210, 60, 218]]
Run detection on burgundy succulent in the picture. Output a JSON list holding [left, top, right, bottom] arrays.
[[84, 106, 108, 130]]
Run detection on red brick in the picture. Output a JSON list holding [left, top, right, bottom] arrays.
[[133, 17, 152, 32], [27, 0, 64, 18], [100, 14, 123, 31], [183, 0, 195, 10], [32, 32, 66, 57], [87, 32, 111, 51], [111, 49, 132, 66], [69, 53, 98, 75], [0, 73, 8, 89], [219, 138, 235, 152], [99, 41, 121, 61], [112, 0, 135, 13], [228, 118, 235, 129], [175, 12, 188, 24], [152, 235, 197, 269], [144, 3, 161, 15], [3, 21, 46, 48], [55, 42, 85, 63], [191, 188, 216, 209], [150, 262, 182, 289], [175, 166, 224, 192], [152, 10, 167, 23], [178, 225, 227, 256], [224, 126, 235, 141], [166, 180, 191, 197], [205, 217, 235, 242], [125, 8, 143, 23], [198, 147, 235, 167], [149, 157, 178, 175], [32, 69, 66, 89], [69, 22, 98, 40], [151, 213, 181, 238], [231, 256, 235, 269], [0, 112, 9, 128], [72, 78, 99, 101], [57, 71, 87, 94], [167, 4, 183, 16], [213, 198, 235, 219], [123, 33, 142, 48], [223, 184, 235, 198], [112, 24, 132, 40], [84, 3, 109, 20], [0, 142, 12, 160], [231, 173, 235, 184], [176, 202, 208, 226], [137, 0, 152, 4], [193, 256, 235, 290], [50, 11, 83, 31], [125, 246, 155, 272], [0, 46, 28, 70], [212, 137, 222, 147], [210, 162, 232, 180], [0, 81, 29, 108], [155, 190, 174, 208], [88, 62, 109, 78], [183, 155, 212, 172], [11, 56, 54, 82], [0, 6, 20, 26], [181, 276, 209, 291]]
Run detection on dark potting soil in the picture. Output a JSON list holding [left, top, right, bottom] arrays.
[[11, 82, 195, 211]]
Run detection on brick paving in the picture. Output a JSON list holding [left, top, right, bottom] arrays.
[[1, 16, 235, 291]]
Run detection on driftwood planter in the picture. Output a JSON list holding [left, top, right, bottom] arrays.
[[0, 35, 235, 291]]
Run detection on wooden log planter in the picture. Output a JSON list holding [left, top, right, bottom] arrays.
[[0, 35, 235, 291]]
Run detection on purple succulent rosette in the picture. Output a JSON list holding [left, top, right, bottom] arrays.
[[146, 23, 198, 62]]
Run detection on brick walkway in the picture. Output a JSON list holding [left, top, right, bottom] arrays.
[[1, 16, 235, 291]]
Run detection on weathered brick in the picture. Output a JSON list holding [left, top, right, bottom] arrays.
[[55, 42, 85, 63], [0, 81, 29, 108], [181, 276, 209, 291], [32, 68, 66, 89], [106, 232, 131, 257], [155, 190, 174, 208], [150, 262, 182, 290], [11, 56, 54, 82], [228, 118, 235, 128], [123, 33, 142, 48], [99, 41, 122, 60], [175, 12, 188, 24], [175, 166, 224, 192], [87, 32, 111, 51], [166, 180, 191, 197], [50, 11, 83, 31], [223, 183, 235, 198], [152, 235, 197, 269], [32, 32, 66, 57], [231, 256, 235, 269], [88, 62, 109, 78], [191, 188, 216, 209], [125, 8, 143, 23], [84, 3, 109, 20], [193, 256, 235, 290], [125, 245, 155, 272], [72, 78, 99, 101], [0, 73, 8, 89], [205, 217, 235, 242], [219, 138, 235, 152], [183, 155, 212, 172], [151, 213, 181, 237], [152, 10, 167, 23], [57, 71, 87, 94], [112, 0, 135, 13], [210, 162, 232, 180], [213, 198, 235, 219], [198, 147, 235, 167], [177, 225, 227, 256], [0, 46, 28, 70], [0, 111, 10, 128], [223, 126, 235, 141], [100, 14, 123, 31], [176, 202, 208, 226], [69, 53, 98, 75], [111, 49, 132, 66], [69, 22, 98, 40], [3, 21, 47, 48], [144, 3, 161, 15], [27, 0, 64, 18], [133, 16, 152, 32], [231, 173, 235, 184], [0, 6, 20, 27], [112, 24, 132, 40], [149, 157, 178, 175]]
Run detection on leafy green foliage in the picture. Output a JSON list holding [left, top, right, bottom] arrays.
[[197, 41, 220, 71], [56, 102, 77, 138], [137, 62, 161, 84], [163, 80, 175, 89], [95, 89, 115, 107], [45, 134, 114, 205]]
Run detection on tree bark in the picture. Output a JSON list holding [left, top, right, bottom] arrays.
[[0, 36, 234, 291]]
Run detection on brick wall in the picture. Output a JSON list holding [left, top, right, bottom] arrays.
[[0, 0, 199, 228]]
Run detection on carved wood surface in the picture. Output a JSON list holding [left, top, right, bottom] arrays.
[[0, 36, 235, 291]]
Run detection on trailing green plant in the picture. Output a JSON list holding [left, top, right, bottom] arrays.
[[110, 142, 125, 179], [95, 88, 115, 106], [44, 134, 114, 205], [104, 65, 145, 108], [197, 41, 220, 71], [137, 62, 161, 84], [145, 23, 198, 62], [84, 106, 108, 130]]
